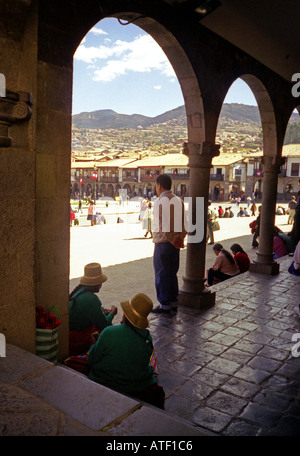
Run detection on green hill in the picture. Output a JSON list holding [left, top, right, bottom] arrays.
[[72, 103, 299, 130]]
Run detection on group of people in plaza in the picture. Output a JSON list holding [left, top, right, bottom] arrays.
[[70, 200, 107, 227], [66, 174, 300, 409]]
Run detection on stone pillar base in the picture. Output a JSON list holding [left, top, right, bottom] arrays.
[[249, 261, 280, 275], [178, 289, 216, 310]]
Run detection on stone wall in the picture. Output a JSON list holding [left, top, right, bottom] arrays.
[[0, 0, 37, 353]]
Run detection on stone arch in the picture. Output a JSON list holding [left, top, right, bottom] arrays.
[[123, 183, 132, 196], [107, 184, 114, 198], [100, 184, 106, 196], [72, 13, 205, 145]]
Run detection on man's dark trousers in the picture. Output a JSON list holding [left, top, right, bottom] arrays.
[[153, 242, 179, 307]]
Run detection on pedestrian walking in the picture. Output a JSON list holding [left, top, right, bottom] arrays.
[[250, 202, 257, 216], [87, 201, 96, 226], [207, 201, 217, 244], [288, 196, 297, 224], [70, 204, 76, 227], [144, 201, 153, 238], [252, 205, 262, 248]]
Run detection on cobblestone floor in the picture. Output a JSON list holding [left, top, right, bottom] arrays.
[[148, 256, 300, 436], [68, 221, 300, 436]]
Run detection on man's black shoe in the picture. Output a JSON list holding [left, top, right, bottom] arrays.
[[151, 305, 171, 314]]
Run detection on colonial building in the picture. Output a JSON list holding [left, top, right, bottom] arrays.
[[71, 145, 300, 202]]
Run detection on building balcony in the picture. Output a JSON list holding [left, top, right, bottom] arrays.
[[165, 173, 190, 180], [98, 176, 119, 183], [122, 176, 139, 182], [140, 175, 157, 182], [210, 173, 224, 181]]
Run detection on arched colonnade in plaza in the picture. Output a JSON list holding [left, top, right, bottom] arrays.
[[0, 0, 298, 359]]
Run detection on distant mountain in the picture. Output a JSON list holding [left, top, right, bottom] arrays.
[[72, 106, 187, 129], [220, 103, 261, 123], [72, 109, 150, 130], [72, 103, 299, 130]]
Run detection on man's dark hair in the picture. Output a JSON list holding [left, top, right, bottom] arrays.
[[156, 173, 172, 190]]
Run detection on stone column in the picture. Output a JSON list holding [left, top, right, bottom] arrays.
[[179, 141, 220, 309], [249, 155, 285, 275]]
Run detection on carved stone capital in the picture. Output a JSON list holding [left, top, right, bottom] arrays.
[[0, 90, 32, 147], [182, 141, 220, 168], [261, 155, 286, 174]]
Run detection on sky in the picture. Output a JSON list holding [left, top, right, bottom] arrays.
[[73, 18, 258, 117]]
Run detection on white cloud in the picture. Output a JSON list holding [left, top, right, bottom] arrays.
[[74, 34, 176, 82], [90, 27, 108, 36], [154, 85, 162, 90]]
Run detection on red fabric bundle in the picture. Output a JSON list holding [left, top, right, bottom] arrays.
[[36, 306, 61, 329], [69, 325, 99, 356], [249, 220, 257, 234]]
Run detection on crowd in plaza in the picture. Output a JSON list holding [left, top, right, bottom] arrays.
[[65, 174, 300, 409]]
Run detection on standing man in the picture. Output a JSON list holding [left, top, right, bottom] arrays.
[[288, 196, 297, 225], [151, 174, 186, 314]]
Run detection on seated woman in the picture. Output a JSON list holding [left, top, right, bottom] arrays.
[[288, 240, 300, 276], [207, 243, 240, 286], [87, 293, 165, 410], [230, 243, 250, 273], [273, 227, 288, 259], [69, 262, 117, 355]]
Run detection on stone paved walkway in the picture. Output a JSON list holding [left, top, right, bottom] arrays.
[[149, 256, 300, 436], [68, 220, 300, 436], [2, 218, 299, 436]]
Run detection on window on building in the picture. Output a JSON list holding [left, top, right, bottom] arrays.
[[216, 168, 222, 175], [234, 168, 242, 176], [291, 163, 300, 177]]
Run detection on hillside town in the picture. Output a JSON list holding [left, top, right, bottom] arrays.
[[71, 111, 300, 203]]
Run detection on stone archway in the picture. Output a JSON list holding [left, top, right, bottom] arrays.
[[100, 183, 106, 196], [107, 184, 114, 198], [3, 0, 298, 357]]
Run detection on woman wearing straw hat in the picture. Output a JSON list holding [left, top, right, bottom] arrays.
[[68, 263, 117, 355], [87, 292, 165, 409]]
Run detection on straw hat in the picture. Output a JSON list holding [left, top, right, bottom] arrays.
[[80, 262, 107, 286], [121, 293, 153, 329]]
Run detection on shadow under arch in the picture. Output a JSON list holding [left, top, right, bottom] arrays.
[[73, 12, 206, 146]]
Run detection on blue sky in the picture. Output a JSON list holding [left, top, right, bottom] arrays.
[[73, 18, 257, 117]]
